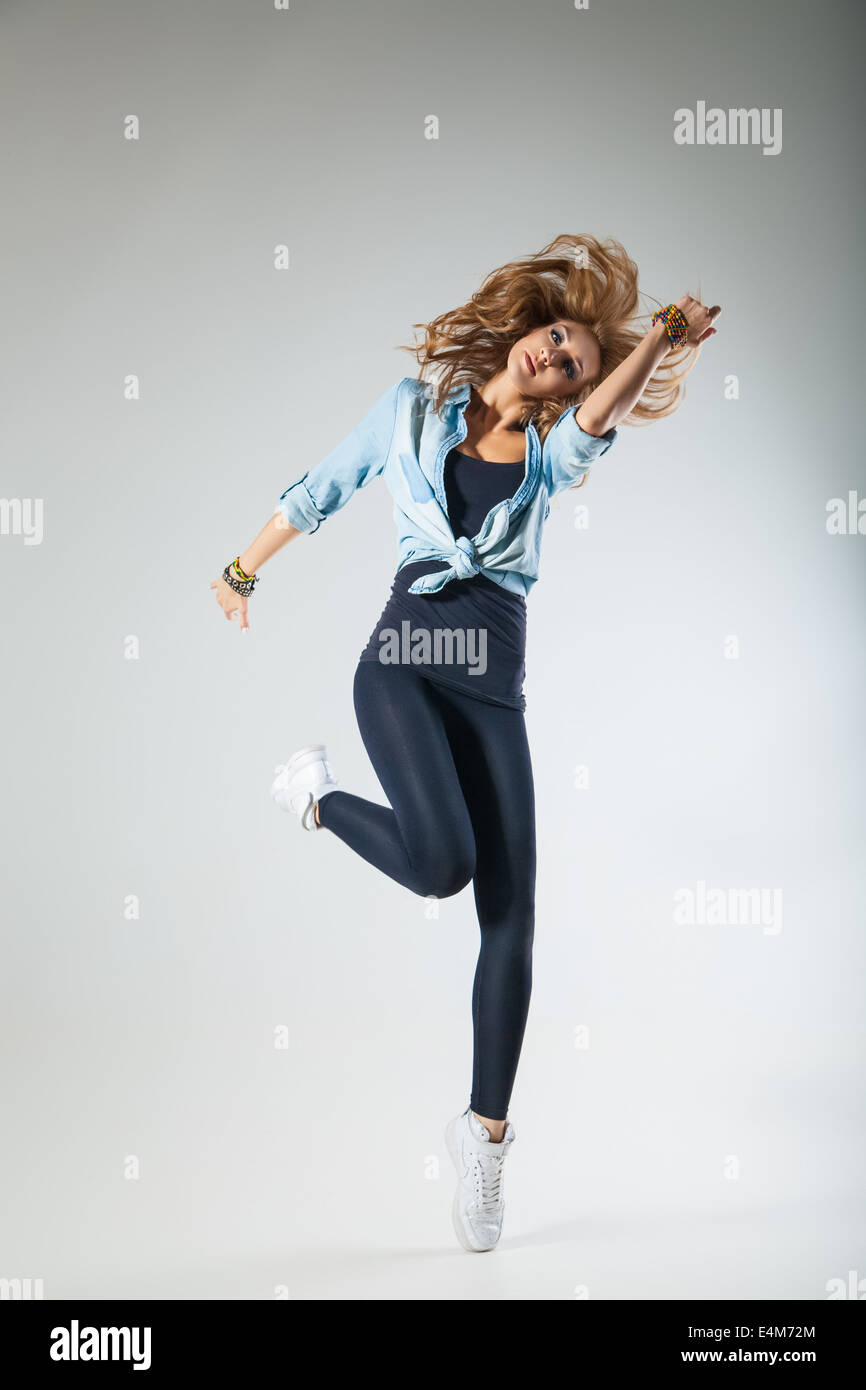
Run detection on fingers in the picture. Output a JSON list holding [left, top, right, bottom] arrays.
[[677, 295, 722, 319], [679, 298, 721, 346], [210, 577, 250, 630], [226, 605, 250, 631], [698, 305, 721, 344]]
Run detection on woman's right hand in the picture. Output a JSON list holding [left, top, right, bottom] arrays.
[[210, 576, 250, 631], [675, 294, 722, 346]]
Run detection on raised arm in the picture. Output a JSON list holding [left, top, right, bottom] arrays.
[[577, 295, 721, 437], [541, 294, 721, 496]]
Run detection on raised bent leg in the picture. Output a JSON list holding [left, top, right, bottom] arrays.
[[316, 662, 476, 899]]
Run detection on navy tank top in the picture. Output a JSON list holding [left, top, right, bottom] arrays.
[[359, 449, 528, 710]]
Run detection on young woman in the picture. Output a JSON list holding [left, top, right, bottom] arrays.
[[211, 233, 720, 1253]]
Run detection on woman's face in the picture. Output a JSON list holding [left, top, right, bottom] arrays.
[[507, 320, 602, 400]]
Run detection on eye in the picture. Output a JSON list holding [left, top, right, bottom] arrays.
[[550, 327, 577, 381]]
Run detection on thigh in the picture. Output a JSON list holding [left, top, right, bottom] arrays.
[[436, 691, 537, 914], [352, 662, 475, 856]]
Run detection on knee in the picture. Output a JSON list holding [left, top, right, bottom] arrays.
[[479, 901, 535, 949], [432, 861, 476, 899], [413, 846, 475, 901]]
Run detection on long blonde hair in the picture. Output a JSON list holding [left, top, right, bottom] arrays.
[[399, 232, 701, 483]]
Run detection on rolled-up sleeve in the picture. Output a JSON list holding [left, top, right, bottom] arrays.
[[276, 378, 403, 533], [541, 404, 617, 497]]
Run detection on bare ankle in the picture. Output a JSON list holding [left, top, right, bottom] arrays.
[[474, 1111, 506, 1142]]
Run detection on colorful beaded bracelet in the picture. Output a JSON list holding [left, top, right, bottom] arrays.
[[232, 556, 255, 582], [651, 304, 689, 349]]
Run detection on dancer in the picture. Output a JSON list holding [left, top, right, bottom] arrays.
[[211, 233, 720, 1252]]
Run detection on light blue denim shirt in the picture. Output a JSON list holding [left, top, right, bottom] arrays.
[[276, 376, 617, 596]]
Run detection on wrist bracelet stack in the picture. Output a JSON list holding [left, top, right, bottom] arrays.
[[222, 556, 259, 596], [651, 303, 689, 349]]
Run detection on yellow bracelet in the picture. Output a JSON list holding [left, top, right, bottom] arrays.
[[232, 557, 255, 581]]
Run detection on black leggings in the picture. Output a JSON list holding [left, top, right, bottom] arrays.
[[316, 661, 536, 1121]]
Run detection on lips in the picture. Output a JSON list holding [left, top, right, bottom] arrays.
[[524, 351, 536, 377]]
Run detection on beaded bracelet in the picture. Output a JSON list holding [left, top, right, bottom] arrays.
[[651, 304, 689, 349]]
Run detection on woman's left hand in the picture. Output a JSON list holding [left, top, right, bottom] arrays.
[[675, 295, 722, 346]]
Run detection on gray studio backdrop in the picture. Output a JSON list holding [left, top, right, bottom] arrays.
[[1, 0, 864, 1300]]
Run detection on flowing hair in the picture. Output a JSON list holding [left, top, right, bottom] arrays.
[[398, 232, 702, 486]]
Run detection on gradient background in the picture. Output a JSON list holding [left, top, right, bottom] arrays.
[[1, 0, 864, 1300]]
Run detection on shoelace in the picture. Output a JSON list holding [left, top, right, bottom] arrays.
[[471, 1150, 505, 1214]]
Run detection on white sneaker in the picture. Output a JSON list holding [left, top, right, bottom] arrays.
[[270, 745, 339, 831], [445, 1106, 515, 1252]]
